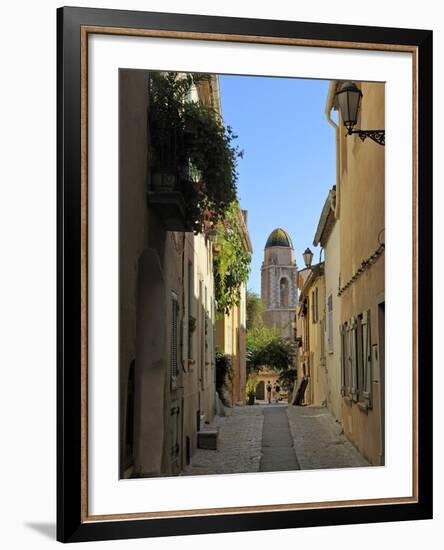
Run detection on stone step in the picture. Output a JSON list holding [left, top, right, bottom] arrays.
[[197, 429, 218, 450]]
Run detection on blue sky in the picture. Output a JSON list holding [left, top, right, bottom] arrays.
[[219, 75, 336, 295]]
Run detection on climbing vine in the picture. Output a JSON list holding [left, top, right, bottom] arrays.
[[213, 203, 251, 316]]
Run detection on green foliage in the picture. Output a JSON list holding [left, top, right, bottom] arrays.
[[246, 372, 258, 397], [188, 315, 196, 334], [246, 327, 295, 375], [213, 203, 251, 315], [183, 102, 239, 224], [148, 72, 242, 232], [215, 351, 232, 406], [278, 367, 297, 393], [246, 290, 264, 330]]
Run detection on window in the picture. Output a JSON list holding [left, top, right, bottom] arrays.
[[311, 287, 319, 323], [320, 318, 326, 365], [339, 318, 357, 398], [349, 317, 358, 401], [360, 310, 372, 405], [340, 322, 349, 396], [340, 312, 372, 406], [327, 293, 334, 352], [280, 278, 289, 307], [170, 291, 179, 390], [199, 281, 204, 388], [227, 316, 232, 355]]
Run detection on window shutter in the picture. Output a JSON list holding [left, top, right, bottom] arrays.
[[320, 319, 325, 363], [345, 321, 352, 397], [362, 310, 372, 405], [328, 294, 334, 352], [170, 292, 178, 390], [349, 317, 358, 401], [340, 323, 346, 396], [314, 288, 317, 322]]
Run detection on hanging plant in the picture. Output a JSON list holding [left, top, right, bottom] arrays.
[[148, 72, 243, 232], [182, 101, 240, 230]]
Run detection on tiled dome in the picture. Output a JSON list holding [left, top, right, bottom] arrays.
[[265, 228, 293, 249]]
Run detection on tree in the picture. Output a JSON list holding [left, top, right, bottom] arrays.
[[278, 367, 297, 393], [246, 290, 264, 330], [246, 327, 295, 374]]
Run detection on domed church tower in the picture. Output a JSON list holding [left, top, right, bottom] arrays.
[[261, 228, 298, 341]]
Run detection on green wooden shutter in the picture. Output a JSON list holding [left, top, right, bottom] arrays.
[[362, 310, 372, 405], [345, 321, 351, 397], [340, 323, 346, 396], [349, 317, 358, 402]]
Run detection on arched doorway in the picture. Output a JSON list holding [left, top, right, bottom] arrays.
[[256, 380, 265, 400]]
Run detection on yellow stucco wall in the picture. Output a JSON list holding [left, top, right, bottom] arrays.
[[324, 220, 343, 422], [337, 81, 385, 465], [307, 274, 328, 406], [215, 283, 247, 406]]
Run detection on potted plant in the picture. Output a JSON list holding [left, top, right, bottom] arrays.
[[246, 373, 258, 406], [247, 391, 256, 406]]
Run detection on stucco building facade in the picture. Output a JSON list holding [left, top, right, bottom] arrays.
[[313, 187, 342, 422], [215, 208, 252, 406], [294, 263, 326, 406], [292, 81, 384, 468], [119, 70, 221, 478], [326, 80, 385, 465]]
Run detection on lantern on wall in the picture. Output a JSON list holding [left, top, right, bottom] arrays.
[[335, 81, 385, 146], [303, 248, 313, 268]]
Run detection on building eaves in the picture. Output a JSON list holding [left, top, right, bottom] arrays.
[[298, 262, 325, 302], [313, 187, 337, 247], [235, 207, 253, 254]]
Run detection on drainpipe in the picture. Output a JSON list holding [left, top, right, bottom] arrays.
[[325, 81, 340, 218]]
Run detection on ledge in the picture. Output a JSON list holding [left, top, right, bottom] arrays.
[[147, 190, 193, 232]]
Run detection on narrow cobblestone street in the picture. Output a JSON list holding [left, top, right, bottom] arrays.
[[260, 406, 300, 471], [286, 405, 370, 470], [183, 404, 369, 476], [183, 406, 264, 476]]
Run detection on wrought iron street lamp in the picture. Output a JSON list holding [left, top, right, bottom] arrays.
[[303, 248, 313, 268], [335, 81, 385, 146]]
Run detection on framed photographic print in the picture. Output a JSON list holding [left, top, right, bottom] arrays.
[[57, 6, 433, 543]]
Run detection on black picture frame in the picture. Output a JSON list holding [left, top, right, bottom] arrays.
[[57, 6, 433, 543]]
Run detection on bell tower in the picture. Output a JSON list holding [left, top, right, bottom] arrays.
[[261, 228, 298, 341]]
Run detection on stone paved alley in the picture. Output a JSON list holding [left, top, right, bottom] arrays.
[[183, 404, 369, 476]]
